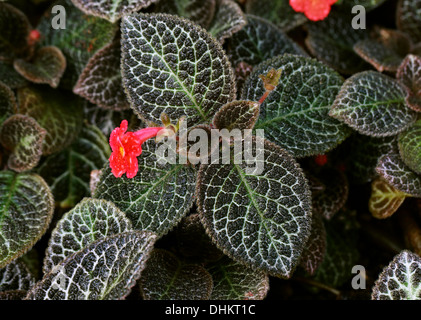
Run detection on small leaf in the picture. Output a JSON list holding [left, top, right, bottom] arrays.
[[207, 256, 269, 300], [37, 123, 111, 208], [154, 0, 216, 29], [372, 250, 421, 300], [0, 62, 27, 89], [74, 40, 129, 111], [299, 212, 326, 275], [376, 153, 421, 197], [0, 114, 46, 172], [212, 100, 259, 130], [94, 140, 197, 237], [121, 13, 236, 127], [397, 54, 421, 112], [0, 81, 17, 127], [353, 29, 411, 73], [17, 86, 84, 155], [369, 178, 408, 219], [305, 12, 370, 75], [207, 0, 247, 44], [139, 249, 213, 300], [227, 14, 306, 69], [0, 259, 35, 291], [398, 119, 421, 174], [242, 54, 350, 158], [70, 0, 159, 23], [196, 138, 312, 278], [26, 231, 157, 300], [43, 198, 132, 274], [13, 46, 66, 88], [244, 0, 306, 32], [0, 3, 31, 60], [330, 71, 417, 137], [397, 0, 421, 43], [37, 0, 118, 89], [0, 171, 54, 268]]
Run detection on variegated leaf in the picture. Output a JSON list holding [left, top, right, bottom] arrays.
[[212, 100, 259, 130], [0, 259, 35, 291], [0, 81, 17, 127], [369, 178, 408, 219], [397, 0, 421, 43], [398, 119, 421, 174], [397, 54, 421, 112]]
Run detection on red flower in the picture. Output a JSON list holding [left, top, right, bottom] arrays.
[[109, 120, 164, 179], [289, 0, 337, 21], [314, 154, 328, 166]]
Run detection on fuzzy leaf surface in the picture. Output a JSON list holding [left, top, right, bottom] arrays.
[[397, 54, 421, 112], [398, 119, 421, 174], [397, 0, 421, 43], [0, 81, 17, 127], [0, 259, 35, 291], [212, 100, 259, 130]]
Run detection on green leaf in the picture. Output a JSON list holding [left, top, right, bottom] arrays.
[[26, 231, 157, 300], [242, 54, 350, 158], [369, 178, 408, 219], [330, 71, 417, 137], [154, 0, 216, 29], [0, 81, 17, 127], [17, 86, 84, 155], [176, 214, 224, 263], [207, 256, 269, 300], [74, 40, 129, 111], [94, 140, 197, 237], [0, 171, 54, 268], [139, 249, 213, 300], [376, 153, 421, 197], [37, 123, 111, 208], [372, 250, 421, 300], [121, 13, 236, 127], [305, 12, 370, 75], [226, 14, 306, 69], [0, 259, 35, 291], [338, 0, 386, 11], [13, 46, 66, 88], [353, 29, 411, 73], [398, 119, 421, 175], [212, 100, 259, 130], [0, 114, 46, 172], [397, 0, 421, 43], [207, 0, 246, 44], [0, 3, 31, 60], [196, 138, 312, 278], [37, 0, 118, 89], [244, 0, 306, 32], [397, 54, 421, 112], [43, 198, 132, 274], [70, 0, 159, 23], [0, 62, 27, 89]]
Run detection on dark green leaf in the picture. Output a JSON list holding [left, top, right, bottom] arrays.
[[121, 13, 236, 127], [398, 119, 421, 174], [397, 54, 421, 112], [0, 289, 27, 300], [0, 171, 54, 268], [397, 0, 421, 43], [212, 100, 259, 130], [0, 62, 27, 89], [243, 54, 350, 158], [0, 81, 17, 127], [330, 71, 417, 137], [0, 259, 35, 291]]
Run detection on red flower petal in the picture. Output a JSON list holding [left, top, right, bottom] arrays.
[[289, 0, 337, 21]]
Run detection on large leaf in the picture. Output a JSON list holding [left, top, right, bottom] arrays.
[[74, 40, 129, 111], [376, 153, 421, 197], [13, 46, 66, 88], [71, 0, 159, 23], [244, 0, 306, 32], [94, 140, 197, 237], [121, 13, 236, 127], [242, 54, 350, 158], [330, 71, 417, 137], [0, 3, 31, 60], [398, 119, 421, 174], [139, 249, 213, 300], [0, 171, 54, 268], [372, 250, 421, 300], [17, 86, 84, 155], [43, 198, 132, 274], [0, 114, 46, 172], [207, 256, 269, 300], [26, 231, 157, 300], [0, 81, 17, 127], [37, 123, 111, 208], [226, 14, 306, 69], [0, 259, 35, 291], [37, 0, 118, 89], [196, 138, 312, 278], [397, 0, 421, 43], [397, 54, 421, 112], [207, 0, 247, 44]]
